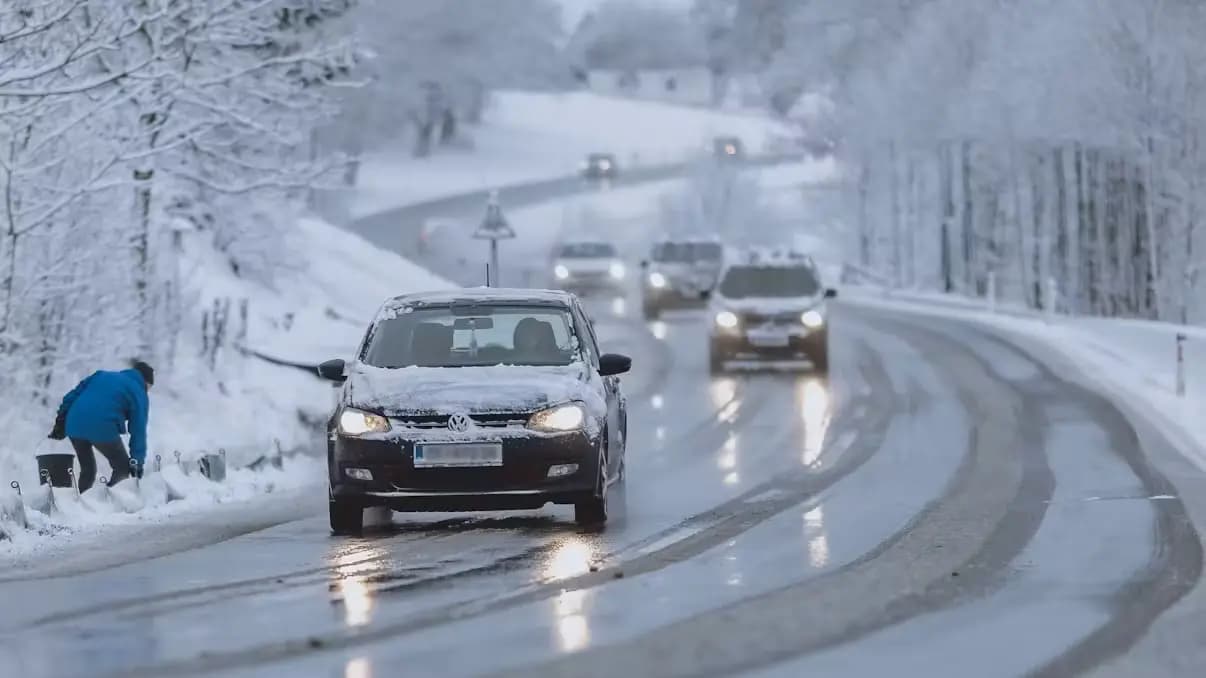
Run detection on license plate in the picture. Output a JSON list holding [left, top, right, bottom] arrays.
[[413, 443, 503, 468], [747, 332, 790, 347]]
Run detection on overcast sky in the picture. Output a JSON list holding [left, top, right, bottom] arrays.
[[557, 0, 692, 31]]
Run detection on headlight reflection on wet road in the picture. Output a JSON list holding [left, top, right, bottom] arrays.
[[543, 537, 598, 581], [803, 505, 830, 568], [344, 657, 373, 678], [554, 588, 592, 653], [798, 378, 831, 466], [329, 546, 387, 629]]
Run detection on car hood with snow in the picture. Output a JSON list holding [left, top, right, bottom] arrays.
[[345, 363, 605, 417]]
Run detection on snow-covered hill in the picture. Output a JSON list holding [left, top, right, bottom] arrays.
[[353, 90, 797, 217]]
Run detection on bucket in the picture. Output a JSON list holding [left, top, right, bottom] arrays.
[[36, 453, 75, 488]]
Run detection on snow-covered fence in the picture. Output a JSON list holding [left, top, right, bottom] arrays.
[[0, 438, 314, 544]]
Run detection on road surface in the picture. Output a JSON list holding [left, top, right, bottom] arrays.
[[0, 165, 1201, 678]]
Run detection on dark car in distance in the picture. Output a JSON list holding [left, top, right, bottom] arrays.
[[318, 288, 631, 534]]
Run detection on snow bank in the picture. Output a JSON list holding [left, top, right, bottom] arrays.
[[843, 288, 1206, 471], [1, 216, 453, 557], [352, 90, 799, 217]]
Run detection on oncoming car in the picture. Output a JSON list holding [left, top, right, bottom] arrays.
[[705, 250, 836, 374], [640, 237, 724, 318], [551, 240, 626, 292], [580, 153, 619, 180], [318, 289, 632, 534]]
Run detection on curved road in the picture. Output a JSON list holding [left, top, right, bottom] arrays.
[[0, 165, 1201, 678]]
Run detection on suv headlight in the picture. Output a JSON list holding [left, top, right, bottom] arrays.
[[715, 310, 739, 330], [648, 271, 667, 288], [528, 403, 586, 432], [339, 408, 390, 436], [554, 264, 570, 280], [609, 261, 626, 279], [801, 310, 825, 329]]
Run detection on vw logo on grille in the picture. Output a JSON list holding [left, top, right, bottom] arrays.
[[447, 413, 472, 432]]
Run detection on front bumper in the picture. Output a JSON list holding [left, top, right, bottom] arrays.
[[330, 431, 600, 511], [643, 285, 707, 308], [556, 274, 624, 291], [711, 327, 827, 358]]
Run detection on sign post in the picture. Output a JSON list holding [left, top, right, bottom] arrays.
[[472, 191, 515, 286]]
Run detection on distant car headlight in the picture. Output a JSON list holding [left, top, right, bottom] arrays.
[[528, 403, 586, 432], [599, 160, 612, 171], [554, 264, 570, 280], [339, 408, 390, 436], [715, 310, 739, 329], [801, 310, 825, 329], [609, 261, 626, 280], [648, 272, 667, 288]]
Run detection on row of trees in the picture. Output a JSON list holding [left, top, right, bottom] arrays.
[[0, 0, 354, 406], [752, 0, 1206, 323]]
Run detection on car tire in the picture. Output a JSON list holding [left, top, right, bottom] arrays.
[[575, 448, 609, 528], [642, 302, 660, 320], [810, 344, 829, 375], [709, 345, 727, 375], [329, 495, 364, 535]]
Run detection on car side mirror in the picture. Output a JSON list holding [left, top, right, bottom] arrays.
[[824, 288, 838, 299], [598, 353, 632, 377], [317, 358, 347, 382], [700, 289, 712, 301], [640, 260, 649, 269]]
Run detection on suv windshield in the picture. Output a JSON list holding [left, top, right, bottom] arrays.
[[559, 242, 616, 258], [719, 266, 820, 299], [362, 304, 578, 368], [652, 242, 723, 263]]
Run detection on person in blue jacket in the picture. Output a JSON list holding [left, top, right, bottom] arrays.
[[50, 360, 153, 492]]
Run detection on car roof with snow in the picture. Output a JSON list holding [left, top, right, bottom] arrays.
[[381, 287, 576, 314], [652, 234, 722, 245], [724, 247, 817, 269]]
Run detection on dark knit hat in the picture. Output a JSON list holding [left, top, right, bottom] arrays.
[[131, 360, 155, 386]]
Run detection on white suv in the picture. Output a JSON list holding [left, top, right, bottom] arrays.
[[705, 249, 836, 374]]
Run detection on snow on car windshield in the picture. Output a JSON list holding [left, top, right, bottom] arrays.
[[559, 242, 616, 258], [719, 265, 820, 299], [653, 242, 722, 263], [361, 304, 578, 368]]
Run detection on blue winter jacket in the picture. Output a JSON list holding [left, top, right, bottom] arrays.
[[57, 369, 150, 463]]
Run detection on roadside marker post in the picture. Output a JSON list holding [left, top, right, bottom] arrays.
[[473, 191, 516, 287], [1176, 333, 1187, 397]]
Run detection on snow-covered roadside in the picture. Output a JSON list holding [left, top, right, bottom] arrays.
[[0, 216, 454, 561], [351, 90, 799, 218], [842, 288, 1206, 471]]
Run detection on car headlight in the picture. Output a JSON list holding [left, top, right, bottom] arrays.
[[648, 271, 667, 288], [554, 264, 570, 280], [801, 310, 825, 329], [339, 408, 390, 436], [528, 403, 586, 432], [715, 310, 739, 329], [599, 160, 612, 171], [609, 261, 626, 280]]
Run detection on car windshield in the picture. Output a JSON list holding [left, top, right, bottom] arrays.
[[719, 266, 820, 298], [559, 242, 616, 258], [361, 304, 578, 368], [652, 242, 723, 263]]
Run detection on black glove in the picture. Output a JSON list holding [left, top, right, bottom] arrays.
[[48, 411, 67, 440]]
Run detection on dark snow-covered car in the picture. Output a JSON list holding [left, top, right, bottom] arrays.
[[705, 249, 836, 374], [640, 237, 725, 318], [319, 288, 631, 534], [580, 153, 619, 180]]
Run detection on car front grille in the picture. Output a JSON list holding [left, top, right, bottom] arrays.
[[390, 413, 530, 430], [741, 311, 801, 326]]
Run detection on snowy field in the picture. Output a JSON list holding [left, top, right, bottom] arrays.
[[351, 90, 798, 218]]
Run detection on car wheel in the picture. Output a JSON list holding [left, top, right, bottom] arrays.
[[642, 302, 660, 320], [329, 494, 364, 535], [575, 448, 609, 528], [709, 345, 727, 374], [811, 344, 829, 375]]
